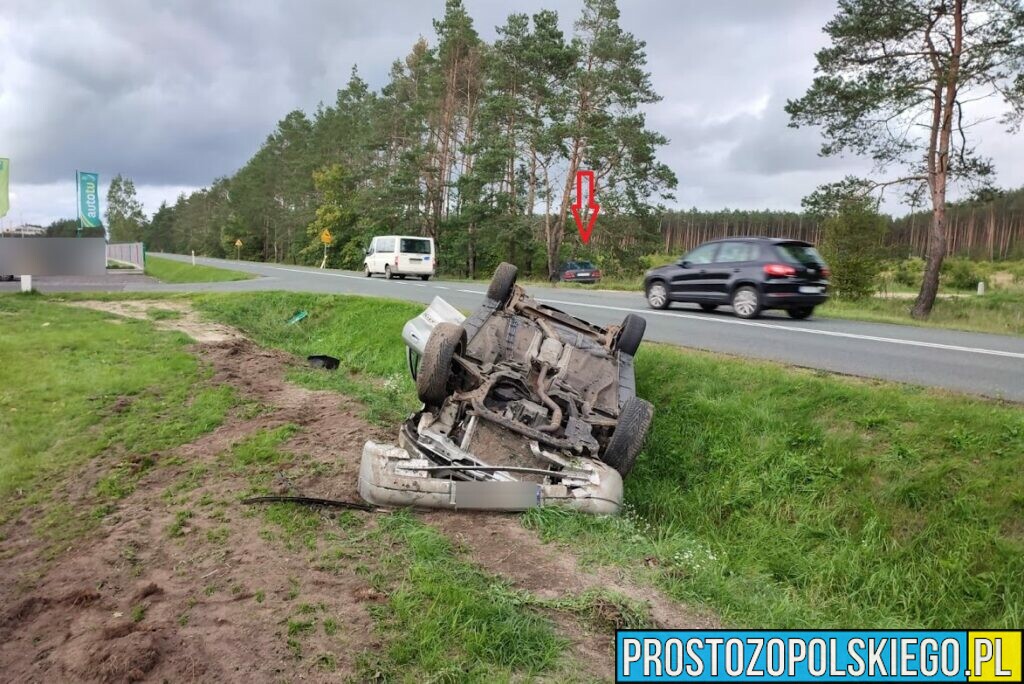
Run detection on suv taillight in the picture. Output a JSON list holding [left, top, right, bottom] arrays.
[[764, 263, 796, 277]]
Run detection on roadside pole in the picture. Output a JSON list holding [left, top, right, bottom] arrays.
[[319, 229, 332, 269]]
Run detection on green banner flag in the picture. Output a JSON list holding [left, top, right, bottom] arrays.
[[77, 171, 101, 228], [0, 158, 9, 218]]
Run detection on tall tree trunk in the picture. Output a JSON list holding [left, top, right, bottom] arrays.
[[913, 0, 963, 319]]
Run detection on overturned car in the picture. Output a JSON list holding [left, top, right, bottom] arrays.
[[359, 263, 653, 514]]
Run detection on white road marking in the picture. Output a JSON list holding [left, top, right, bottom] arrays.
[[194, 260, 1024, 361], [536, 297, 1024, 360]]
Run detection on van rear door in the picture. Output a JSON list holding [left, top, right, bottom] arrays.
[[398, 237, 433, 274]]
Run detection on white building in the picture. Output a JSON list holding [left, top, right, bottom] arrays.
[[0, 224, 46, 236]]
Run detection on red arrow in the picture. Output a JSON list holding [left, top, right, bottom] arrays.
[[571, 170, 600, 244]]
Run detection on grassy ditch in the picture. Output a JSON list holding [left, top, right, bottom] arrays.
[[145, 255, 254, 283], [196, 291, 1024, 629]]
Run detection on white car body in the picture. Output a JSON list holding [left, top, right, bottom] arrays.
[[364, 235, 435, 278]]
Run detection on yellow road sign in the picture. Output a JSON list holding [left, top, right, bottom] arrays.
[[234, 239, 242, 247], [320, 229, 333, 245]]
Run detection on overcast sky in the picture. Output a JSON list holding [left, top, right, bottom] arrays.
[[2, 0, 1022, 227]]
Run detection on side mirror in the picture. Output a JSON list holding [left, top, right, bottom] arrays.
[[679, 260, 692, 269]]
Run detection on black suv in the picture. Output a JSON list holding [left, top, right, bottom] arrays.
[[643, 238, 830, 319]]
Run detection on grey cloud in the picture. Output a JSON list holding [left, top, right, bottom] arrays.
[[1, 0, 1022, 226]]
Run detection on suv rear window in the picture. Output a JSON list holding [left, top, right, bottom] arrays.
[[400, 238, 431, 255], [776, 243, 824, 266]]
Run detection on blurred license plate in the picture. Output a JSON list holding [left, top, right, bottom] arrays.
[[799, 286, 823, 294], [577, 272, 590, 277], [409, 257, 422, 262]]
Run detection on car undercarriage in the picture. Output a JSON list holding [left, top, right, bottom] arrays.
[[359, 263, 653, 514]]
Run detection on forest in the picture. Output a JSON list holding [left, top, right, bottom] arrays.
[[90, 0, 1021, 277]]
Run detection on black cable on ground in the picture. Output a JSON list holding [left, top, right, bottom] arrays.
[[241, 495, 374, 512]]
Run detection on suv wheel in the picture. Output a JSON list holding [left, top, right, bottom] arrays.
[[385, 265, 394, 280], [614, 314, 646, 356], [731, 286, 762, 319], [416, 322, 464, 406], [646, 280, 669, 309], [487, 262, 518, 305], [603, 397, 653, 478], [787, 306, 815, 320], [364, 264, 371, 277]]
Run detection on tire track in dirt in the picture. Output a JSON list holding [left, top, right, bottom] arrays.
[[2, 300, 716, 682]]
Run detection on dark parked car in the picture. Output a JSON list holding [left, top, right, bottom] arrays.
[[553, 260, 602, 283], [643, 237, 830, 319]]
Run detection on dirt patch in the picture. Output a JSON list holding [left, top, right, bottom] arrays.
[[0, 327, 383, 681], [67, 300, 244, 343], [2, 301, 715, 681]]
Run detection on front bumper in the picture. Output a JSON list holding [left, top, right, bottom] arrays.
[[358, 440, 623, 514]]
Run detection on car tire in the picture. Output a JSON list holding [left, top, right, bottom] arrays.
[[731, 286, 762, 319], [646, 280, 669, 309], [487, 262, 518, 305], [603, 397, 653, 478], [385, 265, 394, 280], [364, 264, 371, 277], [416, 322, 465, 406], [421, 275, 430, 281], [787, 306, 815, 320], [699, 303, 718, 312], [615, 314, 646, 356]]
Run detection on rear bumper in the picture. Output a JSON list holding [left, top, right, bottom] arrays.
[[762, 283, 828, 308], [763, 292, 828, 307], [358, 440, 623, 515], [562, 277, 600, 284]]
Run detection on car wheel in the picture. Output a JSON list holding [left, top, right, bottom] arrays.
[[646, 280, 669, 309], [787, 306, 815, 320], [420, 275, 430, 281], [487, 262, 518, 305], [416, 322, 465, 406], [364, 264, 371, 277], [614, 314, 646, 356], [699, 303, 718, 312], [731, 286, 762, 319], [385, 265, 394, 280], [603, 397, 653, 478]]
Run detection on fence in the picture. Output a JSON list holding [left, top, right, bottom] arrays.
[[106, 242, 145, 269]]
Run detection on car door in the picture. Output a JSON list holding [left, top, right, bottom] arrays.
[[671, 243, 720, 300], [708, 241, 759, 301], [368, 238, 380, 272]]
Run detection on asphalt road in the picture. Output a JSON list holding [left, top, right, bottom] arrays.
[[14, 252, 1024, 401]]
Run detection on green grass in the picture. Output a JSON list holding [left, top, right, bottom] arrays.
[[0, 295, 237, 530], [198, 291, 1024, 629], [527, 345, 1024, 628], [145, 255, 253, 283], [354, 511, 565, 681], [821, 291, 1024, 336], [195, 292, 420, 423]]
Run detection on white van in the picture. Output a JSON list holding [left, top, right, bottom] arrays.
[[364, 235, 436, 280]]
